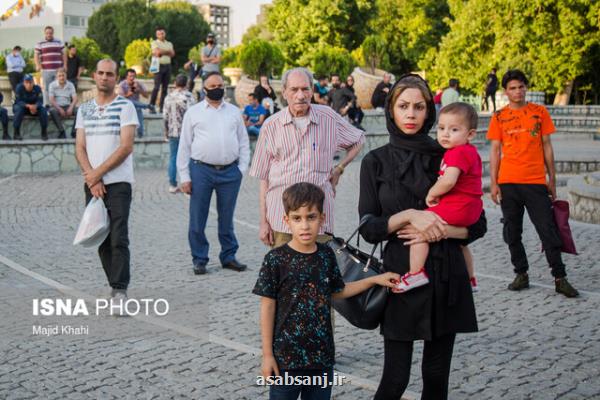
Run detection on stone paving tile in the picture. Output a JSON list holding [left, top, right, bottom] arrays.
[[1, 162, 599, 399]]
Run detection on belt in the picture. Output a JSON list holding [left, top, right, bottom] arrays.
[[192, 159, 238, 170]]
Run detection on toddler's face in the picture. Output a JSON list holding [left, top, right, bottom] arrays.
[[436, 113, 475, 149]]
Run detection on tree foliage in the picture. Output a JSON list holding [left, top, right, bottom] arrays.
[[87, 0, 209, 70], [70, 37, 109, 74], [266, 0, 372, 67], [124, 39, 152, 73], [360, 35, 390, 74], [239, 39, 285, 79], [221, 45, 244, 69], [310, 46, 355, 79]]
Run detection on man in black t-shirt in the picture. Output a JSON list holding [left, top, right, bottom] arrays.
[[66, 44, 83, 89], [484, 68, 498, 112]]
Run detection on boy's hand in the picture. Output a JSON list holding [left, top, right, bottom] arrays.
[[261, 355, 280, 379], [425, 194, 439, 207], [373, 272, 401, 288]]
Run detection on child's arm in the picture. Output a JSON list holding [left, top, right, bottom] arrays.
[[426, 167, 461, 207], [259, 297, 280, 378], [332, 272, 399, 299]]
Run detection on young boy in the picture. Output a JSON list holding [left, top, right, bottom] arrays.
[[253, 182, 399, 400], [396, 102, 483, 293]]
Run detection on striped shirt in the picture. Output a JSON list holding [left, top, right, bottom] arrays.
[[249, 105, 365, 234], [75, 96, 139, 185], [35, 39, 64, 71]]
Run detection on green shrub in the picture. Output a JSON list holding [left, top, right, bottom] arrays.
[[70, 37, 109, 75], [239, 39, 284, 79], [221, 44, 244, 69], [187, 43, 204, 66], [0, 54, 5, 75], [124, 39, 152, 73], [310, 46, 355, 79], [360, 35, 390, 74]]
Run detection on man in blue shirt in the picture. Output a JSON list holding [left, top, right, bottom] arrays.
[[243, 93, 267, 137], [6, 46, 27, 93], [0, 92, 8, 140], [13, 74, 48, 141]]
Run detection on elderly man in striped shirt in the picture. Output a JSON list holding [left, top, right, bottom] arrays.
[[250, 67, 365, 247]]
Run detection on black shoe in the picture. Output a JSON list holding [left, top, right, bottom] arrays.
[[148, 105, 157, 114], [555, 278, 579, 298], [41, 130, 48, 141], [222, 259, 247, 272], [58, 131, 66, 139], [2, 133, 9, 140], [193, 263, 207, 275], [71, 131, 76, 139], [508, 273, 529, 291], [14, 129, 22, 141]]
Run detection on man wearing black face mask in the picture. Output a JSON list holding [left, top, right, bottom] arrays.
[[201, 33, 221, 80], [177, 71, 250, 275]]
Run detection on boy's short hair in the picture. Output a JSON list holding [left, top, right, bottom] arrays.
[[439, 102, 478, 130], [282, 183, 325, 214], [501, 69, 529, 89]]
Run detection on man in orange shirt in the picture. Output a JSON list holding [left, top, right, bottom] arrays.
[[487, 69, 578, 298]]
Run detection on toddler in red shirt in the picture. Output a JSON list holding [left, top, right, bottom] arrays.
[[397, 102, 483, 293]]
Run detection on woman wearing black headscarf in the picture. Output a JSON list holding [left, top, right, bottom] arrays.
[[359, 74, 487, 399]]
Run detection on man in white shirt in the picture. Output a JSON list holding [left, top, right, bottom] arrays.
[[48, 68, 77, 138], [75, 59, 139, 301], [177, 71, 250, 275]]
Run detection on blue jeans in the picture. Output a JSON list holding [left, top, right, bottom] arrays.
[[247, 125, 261, 137], [188, 161, 242, 266], [13, 102, 48, 130], [0, 107, 8, 127], [269, 368, 334, 400], [168, 137, 179, 187], [129, 99, 150, 137]]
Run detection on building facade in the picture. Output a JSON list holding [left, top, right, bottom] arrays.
[[0, 0, 106, 51]]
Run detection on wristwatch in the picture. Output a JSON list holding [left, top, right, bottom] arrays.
[[334, 164, 344, 175]]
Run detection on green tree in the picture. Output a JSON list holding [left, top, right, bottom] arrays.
[[124, 39, 152, 73], [239, 39, 284, 79], [360, 35, 390, 74], [220, 44, 244, 69], [310, 45, 355, 79], [421, 0, 600, 102], [266, 0, 372, 66], [70, 37, 109, 74], [370, 0, 450, 76], [154, 1, 210, 69]]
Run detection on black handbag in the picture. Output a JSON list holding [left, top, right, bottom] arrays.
[[327, 215, 388, 330]]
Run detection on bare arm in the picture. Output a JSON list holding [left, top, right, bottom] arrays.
[[332, 272, 398, 299], [259, 297, 279, 377], [75, 127, 106, 198], [542, 135, 557, 200], [426, 167, 461, 206], [62, 48, 67, 70], [34, 51, 40, 71], [259, 179, 274, 246], [329, 142, 363, 189], [489, 139, 502, 204]]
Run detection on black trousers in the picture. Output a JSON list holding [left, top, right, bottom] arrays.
[[150, 64, 171, 111], [485, 90, 496, 112], [8, 71, 23, 93], [374, 334, 456, 400], [85, 182, 132, 290], [500, 183, 565, 278]]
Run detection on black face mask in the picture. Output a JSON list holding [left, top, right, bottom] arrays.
[[207, 39, 214, 45], [332, 83, 341, 89], [205, 87, 224, 101]]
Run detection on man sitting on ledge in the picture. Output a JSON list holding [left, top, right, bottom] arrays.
[[48, 68, 77, 139], [13, 74, 48, 141], [118, 69, 155, 138], [0, 92, 9, 140]]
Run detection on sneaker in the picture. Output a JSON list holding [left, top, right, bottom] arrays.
[[395, 268, 429, 293], [58, 131, 66, 139], [555, 278, 579, 298], [193, 263, 207, 275], [470, 276, 479, 293], [508, 273, 529, 291], [168, 185, 179, 194], [110, 290, 129, 317], [148, 105, 157, 114]]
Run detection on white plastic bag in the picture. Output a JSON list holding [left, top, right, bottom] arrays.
[[73, 197, 110, 247], [149, 56, 160, 74]]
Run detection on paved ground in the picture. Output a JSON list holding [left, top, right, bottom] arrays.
[[1, 162, 599, 400]]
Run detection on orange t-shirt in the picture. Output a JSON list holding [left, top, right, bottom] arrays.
[[486, 103, 555, 184]]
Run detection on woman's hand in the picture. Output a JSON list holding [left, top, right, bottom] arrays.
[[407, 210, 448, 242], [396, 224, 429, 245]]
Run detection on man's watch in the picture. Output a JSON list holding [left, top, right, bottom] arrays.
[[334, 164, 344, 175]]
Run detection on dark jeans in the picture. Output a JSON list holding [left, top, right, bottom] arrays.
[[68, 78, 78, 90], [150, 64, 171, 111], [168, 137, 179, 187], [12, 102, 48, 130], [374, 334, 456, 400], [269, 368, 334, 400], [8, 71, 23, 93], [85, 182, 132, 290], [188, 161, 242, 266], [49, 105, 77, 135], [485, 90, 496, 112], [0, 107, 7, 129], [500, 183, 566, 278]]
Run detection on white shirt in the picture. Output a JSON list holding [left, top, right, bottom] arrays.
[[76, 96, 139, 185], [177, 100, 250, 183]]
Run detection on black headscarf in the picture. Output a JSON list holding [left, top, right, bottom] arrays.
[[383, 74, 445, 204]]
